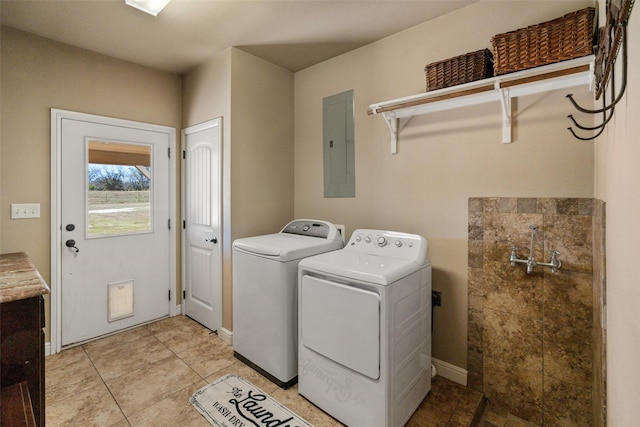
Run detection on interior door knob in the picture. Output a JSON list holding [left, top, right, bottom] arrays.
[[205, 237, 218, 244], [65, 239, 79, 253]]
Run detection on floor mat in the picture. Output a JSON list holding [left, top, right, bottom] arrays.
[[190, 374, 313, 427]]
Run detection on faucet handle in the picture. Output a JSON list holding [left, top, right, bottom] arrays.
[[510, 247, 517, 266], [549, 250, 562, 272]]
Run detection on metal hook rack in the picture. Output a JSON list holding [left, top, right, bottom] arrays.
[[566, 0, 634, 140], [568, 68, 617, 141]]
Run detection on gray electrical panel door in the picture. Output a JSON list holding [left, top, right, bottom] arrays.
[[323, 90, 355, 198]]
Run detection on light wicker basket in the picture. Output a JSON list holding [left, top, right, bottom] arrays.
[[424, 49, 494, 92], [491, 7, 596, 75]]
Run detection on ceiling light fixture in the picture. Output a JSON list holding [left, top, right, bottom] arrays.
[[125, 0, 171, 16]]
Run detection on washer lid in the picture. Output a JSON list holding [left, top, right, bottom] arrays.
[[299, 249, 426, 285], [233, 233, 343, 261]]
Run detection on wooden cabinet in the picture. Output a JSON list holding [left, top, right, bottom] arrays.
[[0, 253, 49, 427], [1, 382, 37, 427]]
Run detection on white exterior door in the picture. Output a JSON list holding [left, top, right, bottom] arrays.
[[182, 119, 222, 332], [55, 112, 174, 347]]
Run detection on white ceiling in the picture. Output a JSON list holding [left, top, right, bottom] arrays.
[[0, 0, 479, 73]]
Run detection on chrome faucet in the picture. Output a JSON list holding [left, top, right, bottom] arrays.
[[509, 225, 562, 274], [537, 250, 562, 273]]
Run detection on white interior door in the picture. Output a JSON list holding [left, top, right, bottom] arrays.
[[58, 116, 172, 347], [182, 119, 222, 332]]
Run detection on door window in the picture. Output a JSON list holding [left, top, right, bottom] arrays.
[[87, 140, 152, 237]]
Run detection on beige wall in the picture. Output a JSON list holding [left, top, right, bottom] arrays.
[[595, 3, 640, 425], [294, 0, 595, 369], [229, 49, 295, 239], [183, 48, 294, 330], [0, 27, 183, 341]]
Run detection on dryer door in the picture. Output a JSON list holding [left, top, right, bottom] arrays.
[[300, 275, 380, 379]]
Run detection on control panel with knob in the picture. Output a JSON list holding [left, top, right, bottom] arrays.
[[346, 229, 428, 264]]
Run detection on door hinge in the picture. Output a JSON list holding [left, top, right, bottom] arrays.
[[168, 147, 171, 158], [183, 220, 186, 229], [183, 290, 186, 300], [182, 150, 186, 159], [168, 219, 171, 230], [168, 290, 171, 300]]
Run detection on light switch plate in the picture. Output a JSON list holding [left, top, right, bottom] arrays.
[[11, 203, 40, 219]]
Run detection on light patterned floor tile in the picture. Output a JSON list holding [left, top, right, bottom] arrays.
[[82, 324, 153, 354], [177, 337, 235, 378], [46, 382, 126, 426], [86, 334, 174, 381], [45, 345, 87, 371], [147, 316, 217, 353], [106, 354, 202, 417], [127, 380, 210, 427], [46, 356, 104, 405]]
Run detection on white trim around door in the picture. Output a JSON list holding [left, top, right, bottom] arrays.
[[50, 109, 177, 354]]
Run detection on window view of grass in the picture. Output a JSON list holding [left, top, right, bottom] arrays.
[[88, 164, 151, 237]]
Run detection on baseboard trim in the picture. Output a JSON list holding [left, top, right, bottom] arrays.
[[218, 327, 233, 345], [45, 342, 51, 357], [175, 304, 181, 315], [432, 357, 467, 386]]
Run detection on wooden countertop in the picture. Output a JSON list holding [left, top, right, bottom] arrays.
[[0, 253, 50, 304]]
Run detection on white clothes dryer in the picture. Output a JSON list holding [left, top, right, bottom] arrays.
[[232, 219, 343, 388], [298, 229, 432, 427]]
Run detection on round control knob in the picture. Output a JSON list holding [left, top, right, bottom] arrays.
[[303, 225, 310, 231], [377, 236, 387, 247], [355, 235, 362, 242], [395, 240, 402, 248], [364, 236, 371, 243]]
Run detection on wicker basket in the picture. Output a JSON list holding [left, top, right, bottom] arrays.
[[491, 7, 596, 75], [424, 49, 494, 92]]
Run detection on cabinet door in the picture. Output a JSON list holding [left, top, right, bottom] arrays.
[[0, 296, 45, 426]]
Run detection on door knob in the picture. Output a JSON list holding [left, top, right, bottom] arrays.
[[205, 237, 218, 244], [65, 239, 80, 253]]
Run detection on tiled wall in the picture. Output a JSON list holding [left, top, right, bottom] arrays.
[[468, 198, 606, 426]]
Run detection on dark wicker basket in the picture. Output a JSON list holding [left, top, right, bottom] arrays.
[[424, 49, 494, 92], [491, 7, 596, 75]]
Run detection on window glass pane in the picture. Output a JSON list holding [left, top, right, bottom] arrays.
[[87, 140, 152, 237]]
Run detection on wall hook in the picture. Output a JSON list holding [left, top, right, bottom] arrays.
[[566, 24, 628, 115], [567, 71, 616, 141]]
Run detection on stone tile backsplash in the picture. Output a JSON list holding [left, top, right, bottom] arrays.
[[468, 197, 605, 426]]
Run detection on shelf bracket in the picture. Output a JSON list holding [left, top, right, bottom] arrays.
[[380, 111, 399, 154], [497, 82, 512, 144]]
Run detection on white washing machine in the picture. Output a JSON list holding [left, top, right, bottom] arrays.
[[298, 229, 432, 427], [232, 219, 344, 388]]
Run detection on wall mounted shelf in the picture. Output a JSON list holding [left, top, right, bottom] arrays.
[[368, 55, 595, 154]]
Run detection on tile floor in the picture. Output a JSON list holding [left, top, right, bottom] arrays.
[[477, 403, 540, 427], [45, 315, 484, 426]]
